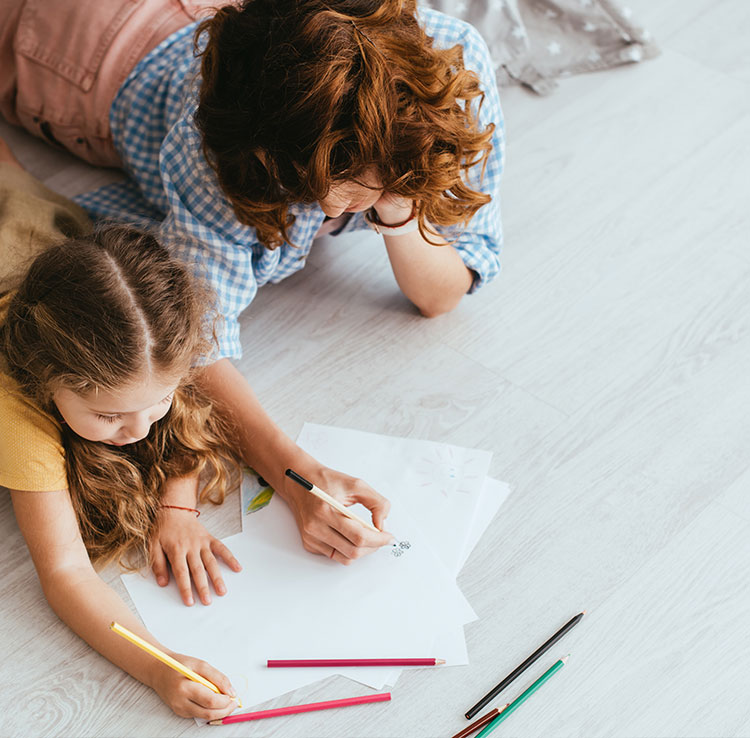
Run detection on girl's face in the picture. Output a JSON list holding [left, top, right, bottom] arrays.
[[53, 376, 179, 446], [318, 169, 383, 218]]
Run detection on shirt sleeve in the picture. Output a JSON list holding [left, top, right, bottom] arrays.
[[0, 380, 66, 492], [439, 17, 505, 293], [158, 112, 262, 362]]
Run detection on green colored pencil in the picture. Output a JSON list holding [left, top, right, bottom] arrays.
[[475, 656, 569, 737]]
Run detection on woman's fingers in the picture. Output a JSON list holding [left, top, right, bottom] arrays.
[[333, 511, 393, 549], [312, 522, 386, 565], [345, 482, 392, 531]]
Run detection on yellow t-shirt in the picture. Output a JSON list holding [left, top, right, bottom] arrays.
[[0, 293, 67, 492]]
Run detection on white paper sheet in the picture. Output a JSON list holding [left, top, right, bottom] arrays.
[[124, 425, 511, 712], [239, 426, 510, 688], [123, 492, 475, 708], [296, 423, 492, 572], [382, 476, 511, 685]]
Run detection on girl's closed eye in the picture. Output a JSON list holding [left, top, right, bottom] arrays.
[[97, 414, 121, 423]]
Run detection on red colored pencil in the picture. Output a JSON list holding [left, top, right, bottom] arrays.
[[206, 693, 391, 725], [267, 658, 445, 667]]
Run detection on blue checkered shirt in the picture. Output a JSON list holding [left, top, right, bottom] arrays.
[[75, 8, 505, 360]]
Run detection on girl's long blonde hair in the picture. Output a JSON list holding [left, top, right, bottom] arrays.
[[0, 224, 239, 566]]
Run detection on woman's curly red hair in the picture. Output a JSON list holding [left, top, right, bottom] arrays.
[[195, 0, 495, 248]]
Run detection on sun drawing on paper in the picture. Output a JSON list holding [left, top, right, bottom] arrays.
[[412, 445, 480, 498]]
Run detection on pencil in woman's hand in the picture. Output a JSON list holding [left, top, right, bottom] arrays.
[[285, 468, 380, 532]]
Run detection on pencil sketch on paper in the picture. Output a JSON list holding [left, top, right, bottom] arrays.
[[391, 540, 412, 557]]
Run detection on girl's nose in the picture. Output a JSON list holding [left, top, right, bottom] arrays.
[[123, 414, 152, 442]]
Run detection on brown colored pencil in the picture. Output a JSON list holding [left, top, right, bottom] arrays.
[[450, 705, 508, 738]]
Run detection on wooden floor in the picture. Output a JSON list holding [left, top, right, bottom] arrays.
[[2, 1, 749, 735]]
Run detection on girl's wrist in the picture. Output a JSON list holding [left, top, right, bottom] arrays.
[[160, 504, 200, 517]]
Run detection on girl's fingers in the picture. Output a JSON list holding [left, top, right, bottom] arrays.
[[184, 689, 236, 720], [211, 539, 242, 572], [150, 544, 170, 587], [170, 558, 195, 606], [185, 698, 236, 721], [201, 549, 226, 597], [186, 659, 237, 700], [180, 662, 238, 718], [187, 550, 212, 605]]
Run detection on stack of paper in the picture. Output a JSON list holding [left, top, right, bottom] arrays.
[[122, 424, 510, 710]]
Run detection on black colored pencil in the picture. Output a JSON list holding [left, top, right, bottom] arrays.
[[464, 611, 585, 719]]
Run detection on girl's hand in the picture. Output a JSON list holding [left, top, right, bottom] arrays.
[[283, 467, 393, 564], [150, 510, 242, 606], [150, 651, 238, 720]]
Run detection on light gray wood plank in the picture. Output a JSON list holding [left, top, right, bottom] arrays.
[[442, 54, 750, 413], [624, 0, 725, 43], [520, 502, 750, 737], [629, 0, 750, 82], [717, 466, 750, 523]]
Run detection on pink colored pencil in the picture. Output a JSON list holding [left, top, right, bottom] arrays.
[[267, 658, 445, 667], [206, 693, 391, 725]]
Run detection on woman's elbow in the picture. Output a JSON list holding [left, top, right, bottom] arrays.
[[416, 293, 463, 319]]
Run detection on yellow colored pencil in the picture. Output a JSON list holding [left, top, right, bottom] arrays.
[[110, 622, 241, 707]]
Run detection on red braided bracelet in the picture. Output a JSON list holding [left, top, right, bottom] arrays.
[[160, 504, 201, 518]]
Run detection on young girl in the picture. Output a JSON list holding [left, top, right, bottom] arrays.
[[0, 219, 246, 720], [1, 0, 485, 561]]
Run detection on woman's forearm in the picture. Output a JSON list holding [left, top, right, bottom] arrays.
[[383, 229, 473, 317], [197, 359, 322, 500]]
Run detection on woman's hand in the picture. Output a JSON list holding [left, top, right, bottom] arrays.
[[283, 467, 393, 564], [372, 192, 414, 225], [150, 651, 238, 720], [150, 510, 242, 606]]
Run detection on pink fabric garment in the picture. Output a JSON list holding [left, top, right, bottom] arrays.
[[0, 0, 218, 167]]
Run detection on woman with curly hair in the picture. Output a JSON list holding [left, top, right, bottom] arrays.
[[0, 0, 501, 560]]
